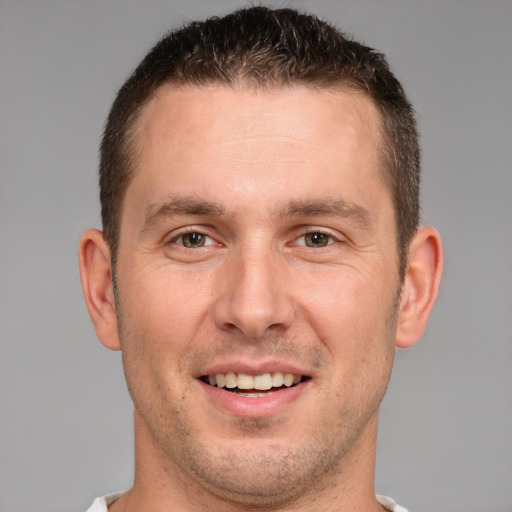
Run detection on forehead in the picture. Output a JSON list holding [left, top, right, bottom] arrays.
[[136, 83, 382, 153], [127, 84, 387, 215]]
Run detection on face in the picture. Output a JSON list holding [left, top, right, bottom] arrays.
[[115, 85, 401, 506]]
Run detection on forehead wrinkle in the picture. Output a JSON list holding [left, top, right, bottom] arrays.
[[143, 196, 225, 231], [275, 199, 372, 229]]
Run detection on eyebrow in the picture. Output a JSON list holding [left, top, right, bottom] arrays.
[[143, 196, 372, 231], [278, 199, 372, 228], [144, 196, 225, 231]]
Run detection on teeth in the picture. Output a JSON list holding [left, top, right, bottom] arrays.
[[235, 391, 273, 397], [283, 373, 294, 387], [224, 372, 237, 389], [237, 373, 253, 390], [272, 372, 284, 387], [216, 373, 225, 388], [253, 373, 272, 390], [205, 372, 303, 390]]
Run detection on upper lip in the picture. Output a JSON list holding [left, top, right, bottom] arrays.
[[196, 360, 312, 378]]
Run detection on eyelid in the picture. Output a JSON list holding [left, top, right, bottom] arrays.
[[167, 227, 219, 247], [292, 227, 342, 247]]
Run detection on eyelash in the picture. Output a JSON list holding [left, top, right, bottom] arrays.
[[168, 228, 339, 249], [293, 229, 338, 248], [170, 230, 216, 248]]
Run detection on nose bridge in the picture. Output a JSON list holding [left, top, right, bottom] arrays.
[[214, 238, 294, 338]]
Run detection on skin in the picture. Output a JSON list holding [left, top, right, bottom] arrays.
[[79, 85, 443, 512]]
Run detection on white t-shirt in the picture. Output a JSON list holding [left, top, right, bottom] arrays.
[[85, 492, 409, 511]]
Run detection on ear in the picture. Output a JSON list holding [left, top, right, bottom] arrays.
[[78, 229, 121, 350], [395, 226, 443, 348]]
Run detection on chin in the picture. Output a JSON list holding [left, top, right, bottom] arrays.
[[171, 435, 345, 509]]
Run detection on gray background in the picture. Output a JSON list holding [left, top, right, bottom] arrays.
[[1, 1, 511, 511]]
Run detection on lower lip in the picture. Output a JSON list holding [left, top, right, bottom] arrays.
[[198, 380, 309, 418]]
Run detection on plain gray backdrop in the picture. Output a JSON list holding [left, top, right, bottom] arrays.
[[1, 1, 511, 511]]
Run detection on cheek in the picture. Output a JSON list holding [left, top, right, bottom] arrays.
[[297, 268, 398, 379], [120, 265, 214, 348], [299, 268, 396, 334], [116, 270, 206, 416]]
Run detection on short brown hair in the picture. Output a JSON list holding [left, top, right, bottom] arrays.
[[100, 6, 420, 276]]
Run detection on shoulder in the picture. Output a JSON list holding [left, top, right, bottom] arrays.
[[377, 494, 410, 512], [84, 492, 124, 512]]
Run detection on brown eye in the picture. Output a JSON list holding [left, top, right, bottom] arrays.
[[181, 232, 207, 248], [304, 232, 331, 247]]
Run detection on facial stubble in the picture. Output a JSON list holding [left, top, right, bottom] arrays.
[[117, 312, 398, 510]]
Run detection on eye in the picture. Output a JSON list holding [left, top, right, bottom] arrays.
[[175, 232, 215, 248], [297, 231, 335, 248]]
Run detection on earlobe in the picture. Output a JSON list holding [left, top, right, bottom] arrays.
[[78, 229, 121, 351], [395, 226, 443, 349]]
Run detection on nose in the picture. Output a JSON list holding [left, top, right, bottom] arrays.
[[213, 245, 295, 339]]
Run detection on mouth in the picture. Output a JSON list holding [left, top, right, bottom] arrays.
[[200, 372, 308, 397]]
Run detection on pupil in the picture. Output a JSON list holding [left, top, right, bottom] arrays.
[[185, 232, 204, 247], [307, 232, 328, 247]]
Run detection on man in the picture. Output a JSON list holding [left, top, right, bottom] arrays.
[[79, 6, 443, 512]]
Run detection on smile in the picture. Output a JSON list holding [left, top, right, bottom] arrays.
[[201, 372, 307, 396]]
